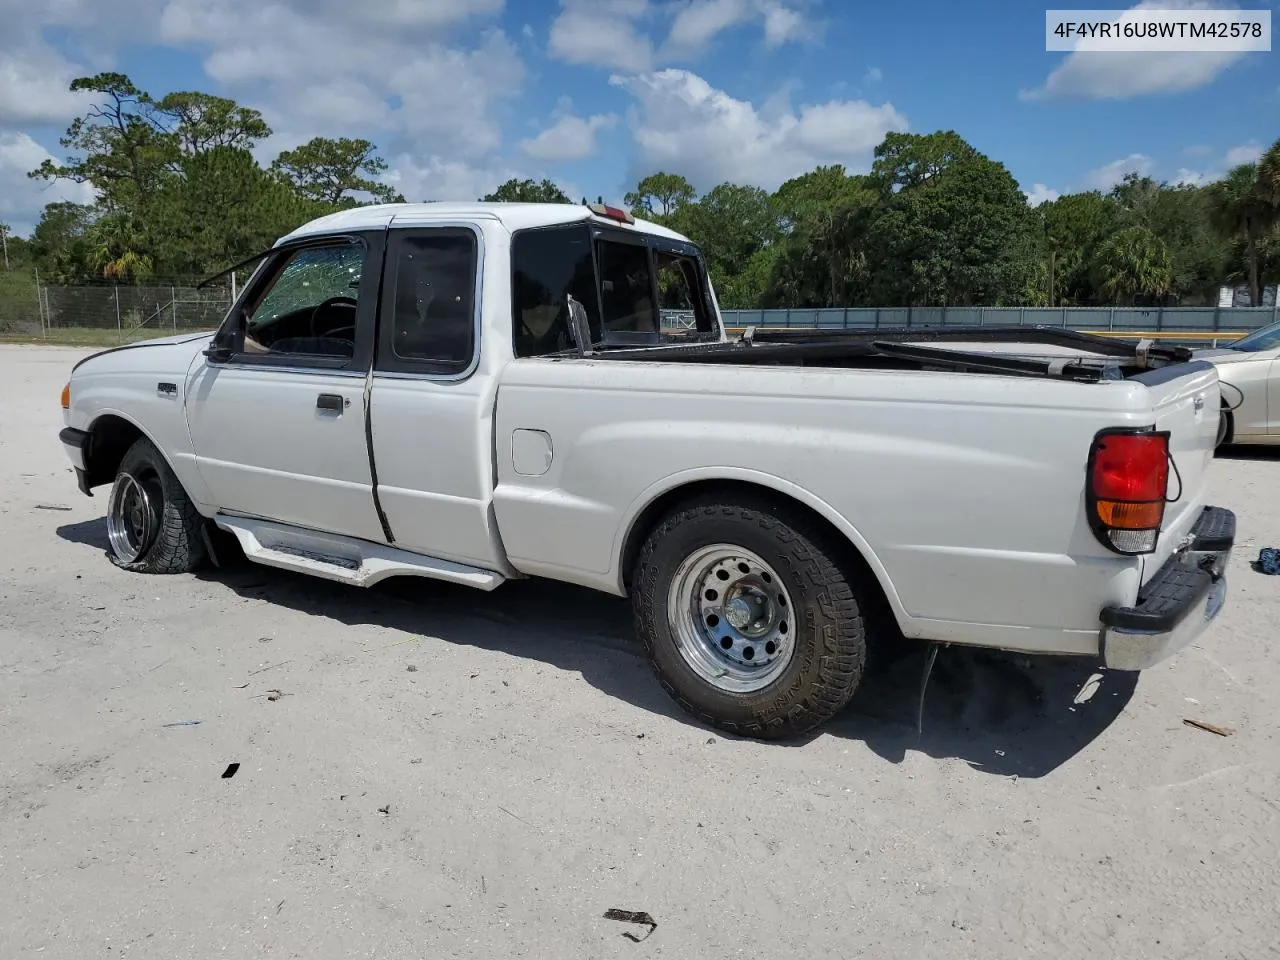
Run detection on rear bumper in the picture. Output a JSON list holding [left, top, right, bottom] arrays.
[[1100, 506, 1235, 671]]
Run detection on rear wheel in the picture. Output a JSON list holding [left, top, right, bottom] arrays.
[[106, 437, 207, 574], [631, 496, 868, 739], [1216, 405, 1233, 450]]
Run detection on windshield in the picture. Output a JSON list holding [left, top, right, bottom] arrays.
[[1228, 320, 1280, 352]]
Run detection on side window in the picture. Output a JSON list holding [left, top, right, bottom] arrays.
[[381, 230, 478, 375], [596, 240, 658, 339], [512, 225, 601, 358], [243, 242, 363, 359], [655, 250, 714, 337]]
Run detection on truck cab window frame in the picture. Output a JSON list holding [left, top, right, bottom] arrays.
[[375, 226, 483, 379], [510, 222, 718, 359], [210, 233, 382, 373]]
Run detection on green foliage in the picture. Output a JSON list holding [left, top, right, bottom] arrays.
[[271, 137, 403, 206], [25, 72, 402, 283], [1208, 164, 1276, 306], [14, 79, 1280, 310], [624, 172, 696, 218], [481, 178, 571, 203], [1096, 226, 1173, 303]]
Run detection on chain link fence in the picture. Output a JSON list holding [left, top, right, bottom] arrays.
[[0, 274, 235, 342]]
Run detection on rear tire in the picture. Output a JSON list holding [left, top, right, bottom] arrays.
[[631, 496, 867, 739], [106, 437, 207, 574], [1216, 406, 1233, 450]]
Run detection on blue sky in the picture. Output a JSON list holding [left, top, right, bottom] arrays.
[[1, 0, 1277, 234]]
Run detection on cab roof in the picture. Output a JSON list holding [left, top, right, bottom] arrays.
[[276, 201, 693, 246]]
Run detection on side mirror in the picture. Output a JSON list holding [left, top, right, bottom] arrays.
[[204, 308, 246, 363]]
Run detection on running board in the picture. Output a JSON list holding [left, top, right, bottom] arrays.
[[213, 515, 504, 591]]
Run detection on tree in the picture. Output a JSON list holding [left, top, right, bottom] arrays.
[[271, 137, 403, 206], [481, 178, 570, 203], [1095, 226, 1172, 304], [677, 184, 781, 282], [150, 91, 271, 156], [866, 150, 1037, 306], [29, 73, 178, 210], [624, 172, 696, 219], [870, 131, 978, 191], [148, 147, 328, 277], [1208, 164, 1275, 306], [1039, 191, 1121, 305], [85, 213, 153, 282], [1255, 138, 1280, 207]]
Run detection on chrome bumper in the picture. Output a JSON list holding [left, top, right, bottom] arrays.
[[1100, 506, 1235, 671]]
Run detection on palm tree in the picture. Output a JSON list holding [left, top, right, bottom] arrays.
[[86, 214, 153, 283], [1208, 163, 1274, 306], [1258, 138, 1280, 207], [1096, 226, 1172, 304]]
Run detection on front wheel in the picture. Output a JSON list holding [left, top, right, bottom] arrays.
[[106, 437, 207, 574], [631, 497, 868, 739]]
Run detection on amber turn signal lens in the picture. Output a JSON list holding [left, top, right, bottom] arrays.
[[1094, 499, 1163, 530], [60, 383, 70, 409]]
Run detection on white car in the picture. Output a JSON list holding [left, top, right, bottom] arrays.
[[57, 202, 1236, 738], [1197, 321, 1280, 447]]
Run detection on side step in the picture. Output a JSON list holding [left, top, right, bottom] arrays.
[[213, 515, 505, 591]]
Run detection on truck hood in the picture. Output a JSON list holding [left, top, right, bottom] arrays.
[[72, 330, 215, 374]]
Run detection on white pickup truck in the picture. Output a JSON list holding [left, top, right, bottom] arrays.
[[58, 201, 1236, 738]]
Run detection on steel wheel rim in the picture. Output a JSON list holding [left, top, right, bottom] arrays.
[[106, 471, 160, 563], [668, 543, 796, 693]]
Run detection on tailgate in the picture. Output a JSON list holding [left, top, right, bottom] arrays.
[[1138, 361, 1222, 577]]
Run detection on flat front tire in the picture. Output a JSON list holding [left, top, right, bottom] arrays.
[[631, 497, 867, 739], [106, 437, 207, 574]]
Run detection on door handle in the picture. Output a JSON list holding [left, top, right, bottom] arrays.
[[316, 393, 345, 413]]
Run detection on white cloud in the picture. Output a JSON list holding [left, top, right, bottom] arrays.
[[0, 133, 96, 235], [1172, 167, 1215, 186], [663, 0, 813, 55], [1024, 183, 1060, 206], [548, 0, 655, 71], [520, 111, 618, 161], [1084, 152, 1153, 190], [611, 68, 907, 191], [0, 43, 89, 127], [758, 0, 811, 46], [1224, 142, 1264, 167], [381, 154, 524, 204], [1021, 0, 1250, 100], [863, 66, 883, 84]]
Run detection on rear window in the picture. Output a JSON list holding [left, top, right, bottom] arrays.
[[511, 223, 717, 358]]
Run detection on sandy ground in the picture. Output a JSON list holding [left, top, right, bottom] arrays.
[[1, 344, 1278, 960]]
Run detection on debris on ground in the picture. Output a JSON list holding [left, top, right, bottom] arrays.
[[603, 908, 657, 942], [406, 664, 418, 672], [266, 689, 284, 702], [410, 758, 423, 764], [1183, 718, 1235, 737], [377, 804, 391, 815], [1254, 548, 1280, 575], [162, 719, 202, 727], [34, 504, 72, 511], [221, 763, 240, 779]]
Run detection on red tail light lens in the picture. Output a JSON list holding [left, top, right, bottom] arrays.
[[1087, 429, 1170, 555]]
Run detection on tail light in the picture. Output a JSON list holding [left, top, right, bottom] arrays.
[[60, 383, 70, 410], [1086, 428, 1170, 554]]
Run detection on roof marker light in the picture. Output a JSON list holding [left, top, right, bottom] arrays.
[[588, 203, 635, 225]]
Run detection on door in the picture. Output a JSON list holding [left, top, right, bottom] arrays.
[[185, 233, 388, 543], [366, 223, 508, 570]]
